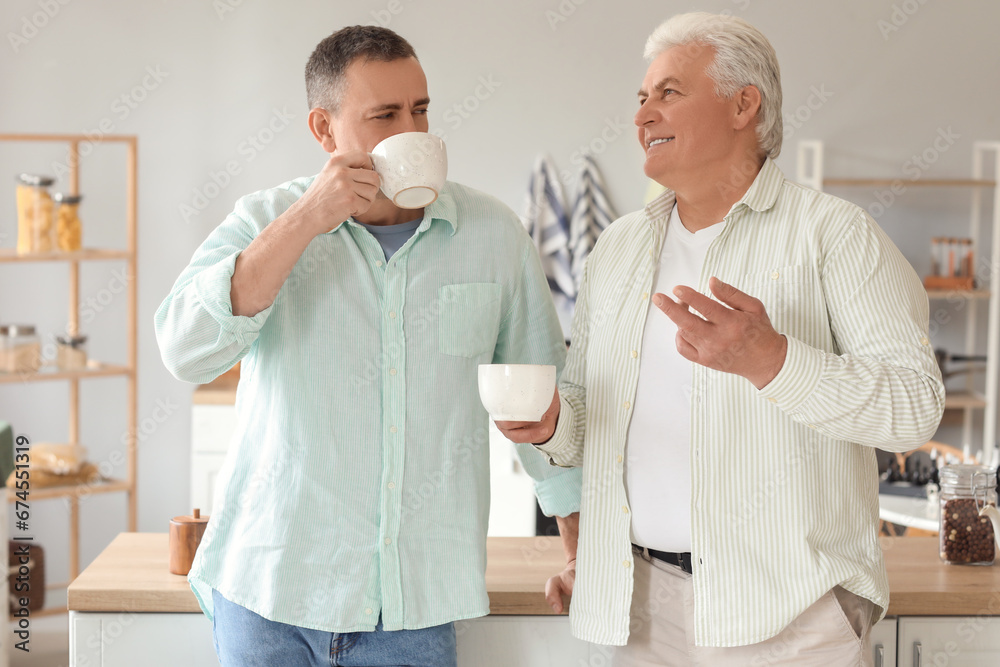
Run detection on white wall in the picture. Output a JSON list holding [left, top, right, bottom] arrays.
[[1, 0, 998, 596]]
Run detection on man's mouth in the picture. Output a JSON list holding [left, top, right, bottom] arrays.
[[647, 137, 674, 150]]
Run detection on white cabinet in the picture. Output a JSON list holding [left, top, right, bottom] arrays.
[[897, 616, 1000, 666], [189, 404, 237, 515], [797, 140, 1000, 463], [872, 617, 897, 667], [457, 616, 595, 666]]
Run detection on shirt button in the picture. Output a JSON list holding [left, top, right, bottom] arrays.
[[365, 608, 373, 615], [617, 455, 623, 463], [767, 397, 777, 404], [376, 261, 384, 268], [771, 271, 780, 280], [384, 538, 392, 545], [641, 292, 649, 301], [623, 401, 630, 410], [390, 426, 398, 433], [807, 424, 817, 430], [630, 350, 638, 359], [389, 368, 397, 376], [623, 561, 631, 569], [389, 311, 397, 319], [919, 336, 930, 346], [387, 482, 395, 489], [622, 505, 629, 514]]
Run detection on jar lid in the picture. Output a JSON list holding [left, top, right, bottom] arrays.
[[171, 508, 209, 524], [56, 334, 88, 347], [53, 193, 83, 204], [16, 173, 55, 187], [940, 463, 997, 489], [4, 324, 36, 337]]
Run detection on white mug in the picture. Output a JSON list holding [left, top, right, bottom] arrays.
[[478, 364, 556, 422], [369, 132, 447, 209]]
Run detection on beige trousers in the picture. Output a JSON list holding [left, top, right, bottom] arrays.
[[613, 547, 874, 667]]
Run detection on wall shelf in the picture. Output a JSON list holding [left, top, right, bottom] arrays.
[[0, 133, 138, 617]]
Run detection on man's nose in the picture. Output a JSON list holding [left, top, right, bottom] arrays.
[[634, 104, 655, 128], [398, 113, 419, 133]]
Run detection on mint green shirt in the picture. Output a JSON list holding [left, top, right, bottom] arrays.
[[538, 159, 945, 647], [154, 178, 580, 632]]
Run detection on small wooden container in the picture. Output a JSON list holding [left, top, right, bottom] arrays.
[[169, 508, 209, 576]]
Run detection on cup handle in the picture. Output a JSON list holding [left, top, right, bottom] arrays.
[[980, 504, 1000, 551]]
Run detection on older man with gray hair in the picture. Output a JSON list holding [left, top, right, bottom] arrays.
[[497, 11, 944, 666]]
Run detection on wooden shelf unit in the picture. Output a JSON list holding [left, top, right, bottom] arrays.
[[0, 133, 138, 616], [797, 140, 1000, 464]]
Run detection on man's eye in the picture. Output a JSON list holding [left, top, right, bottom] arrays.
[[414, 108, 428, 115], [375, 112, 394, 120]]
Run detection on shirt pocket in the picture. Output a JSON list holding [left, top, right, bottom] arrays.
[[438, 282, 502, 358], [740, 265, 822, 341]]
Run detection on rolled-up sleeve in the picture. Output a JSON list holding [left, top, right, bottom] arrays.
[[154, 213, 272, 384]]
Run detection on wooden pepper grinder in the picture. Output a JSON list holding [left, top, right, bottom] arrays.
[[169, 508, 209, 575]]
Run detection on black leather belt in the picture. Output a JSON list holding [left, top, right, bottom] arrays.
[[633, 544, 694, 574]]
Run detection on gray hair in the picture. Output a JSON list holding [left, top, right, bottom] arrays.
[[305, 25, 418, 113], [644, 12, 783, 159]]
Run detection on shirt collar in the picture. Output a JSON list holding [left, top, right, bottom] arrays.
[[329, 182, 459, 236], [737, 157, 783, 214], [642, 157, 783, 228]]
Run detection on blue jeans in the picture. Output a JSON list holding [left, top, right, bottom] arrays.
[[212, 589, 457, 667]]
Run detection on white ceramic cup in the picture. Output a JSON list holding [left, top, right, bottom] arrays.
[[369, 132, 448, 209], [478, 364, 556, 422]]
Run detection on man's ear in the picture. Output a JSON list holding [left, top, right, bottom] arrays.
[[733, 85, 762, 131], [308, 107, 337, 153]]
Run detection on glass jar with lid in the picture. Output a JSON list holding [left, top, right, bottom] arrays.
[[53, 193, 83, 252], [939, 463, 997, 565], [15, 173, 55, 254], [1, 324, 41, 374], [56, 334, 88, 370]]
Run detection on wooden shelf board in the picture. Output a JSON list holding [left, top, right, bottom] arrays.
[[824, 178, 996, 188], [0, 363, 131, 384], [925, 289, 991, 300], [0, 248, 131, 263], [6, 477, 130, 502], [943, 392, 987, 410]]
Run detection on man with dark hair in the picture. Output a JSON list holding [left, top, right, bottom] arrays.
[[156, 26, 581, 666]]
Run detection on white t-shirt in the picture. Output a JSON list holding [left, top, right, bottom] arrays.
[[624, 205, 724, 552]]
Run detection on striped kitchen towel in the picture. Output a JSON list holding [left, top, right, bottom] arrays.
[[522, 154, 575, 301], [569, 154, 617, 292]]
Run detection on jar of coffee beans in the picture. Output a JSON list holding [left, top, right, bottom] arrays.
[[939, 464, 997, 565]]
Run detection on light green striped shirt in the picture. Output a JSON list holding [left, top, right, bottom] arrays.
[[538, 158, 945, 647], [154, 178, 581, 632]]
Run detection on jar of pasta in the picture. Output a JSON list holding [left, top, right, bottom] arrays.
[[15, 174, 55, 254], [1, 324, 41, 374], [53, 193, 83, 252]]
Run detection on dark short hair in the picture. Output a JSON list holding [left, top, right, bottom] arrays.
[[305, 26, 418, 112]]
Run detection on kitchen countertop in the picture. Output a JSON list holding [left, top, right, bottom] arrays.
[[67, 532, 570, 615], [68, 533, 1000, 616]]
